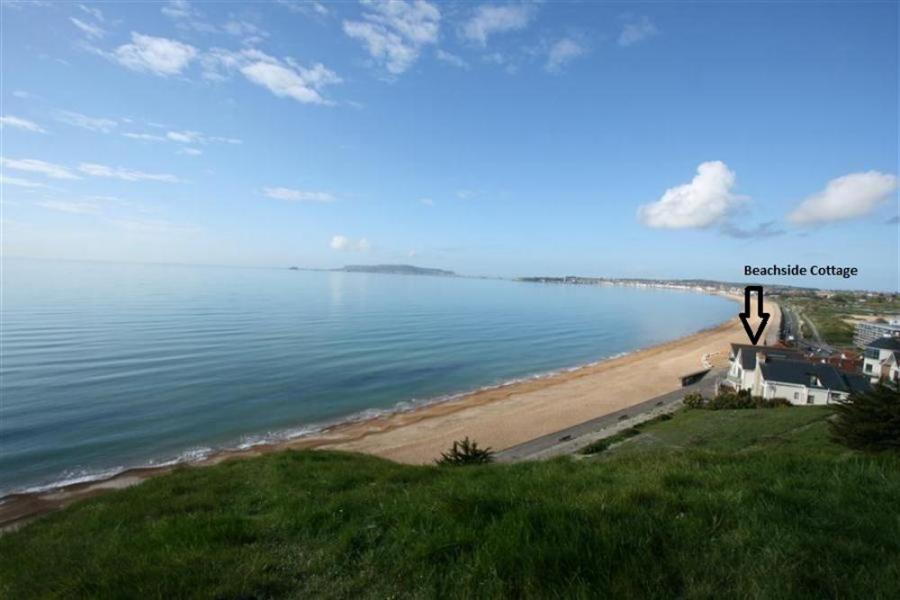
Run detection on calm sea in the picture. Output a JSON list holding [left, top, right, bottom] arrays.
[[0, 259, 735, 495]]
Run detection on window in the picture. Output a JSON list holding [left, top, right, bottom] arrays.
[[865, 363, 873, 373], [807, 395, 815, 404], [793, 392, 799, 400]]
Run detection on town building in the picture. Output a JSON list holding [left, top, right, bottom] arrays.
[[722, 344, 870, 405], [853, 318, 900, 347], [861, 337, 900, 383]]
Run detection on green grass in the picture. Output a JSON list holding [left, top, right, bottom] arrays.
[[2, 408, 899, 599], [599, 406, 836, 455]]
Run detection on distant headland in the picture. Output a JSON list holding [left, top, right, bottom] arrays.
[[288, 264, 456, 277]]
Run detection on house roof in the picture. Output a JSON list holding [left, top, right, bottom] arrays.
[[843, 373, 873, 395], [867, 337, 900, 351], [730, 344, 803, 371], [759, 359, 868, 393]]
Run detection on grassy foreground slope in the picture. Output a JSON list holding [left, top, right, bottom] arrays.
[[2, 408, 899, 599]]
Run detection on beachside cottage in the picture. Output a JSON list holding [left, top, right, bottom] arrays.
[[724, 344, 802, 393], [861, 337, 900, 383], [723, 344, 869, 405]]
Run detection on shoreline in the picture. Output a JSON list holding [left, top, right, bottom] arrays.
[[0, 291, 763, 530]]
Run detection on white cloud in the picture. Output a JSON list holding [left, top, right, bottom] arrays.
[[79, 3, 104, 21], [205, 48, 340, 104], [113, 33, 197, 76], [462, 4, 535, 46], [37, 200, 101, 215], [0, 115, 46, 133], [241, 60, 336, 104], [419, 197, 434, 206], [263, 186, 335, 202], [178, 147, 203, 156], [0, 157, 80, 180], [436, 49, 468, 69], [161, 0, 192, 20], [1, 156, 180, 184], [0, 174, 50, 189], [209, 136, 242, 144], [123, 132, 167, 141], [124, 129, 240, 146], [222, 19, 269, 45], [166, 130, 202, 143], [77, 162, 179, 182], [545, 38, 585, 73], [787, 171, 899, 225], [618, 16, 658, 47], [161, 0, 219, 34], [330, 234, 350, 250], [70, 17, 104, 39], [54, 110, 117, 133], [343, 0, 441, 75], [637, 161, 742, 229], [277, 0, 329, 16], [330, 234, 370, 251]]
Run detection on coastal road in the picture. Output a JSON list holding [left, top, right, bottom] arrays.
[[495, 368, 725, 462], [779, 304, 832, 355]]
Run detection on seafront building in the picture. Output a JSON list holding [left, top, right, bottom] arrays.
[[861, 337, 900, 384], [722, 344, 870, 405], [853, 318, 900, 347]]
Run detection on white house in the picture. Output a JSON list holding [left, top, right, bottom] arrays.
[[724, 344, 803, 395], [723, 344, 870, 405], [881, 352, 900, 385], [756, 359, 870, 405], [862, 337, 900, 383]]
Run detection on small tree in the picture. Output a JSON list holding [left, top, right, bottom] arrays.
[[436, 437, 494, 466], [830, 384, 900, 452]]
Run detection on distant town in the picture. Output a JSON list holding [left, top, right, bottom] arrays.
[[290, 264, 899, 390]]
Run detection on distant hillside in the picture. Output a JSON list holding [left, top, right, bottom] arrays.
[[340, 264, 455, 277]]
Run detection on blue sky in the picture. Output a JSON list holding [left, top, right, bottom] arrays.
[[1, 1, 897, 290]]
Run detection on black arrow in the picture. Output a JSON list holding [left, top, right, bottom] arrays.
[[739, 285, 770, 345]]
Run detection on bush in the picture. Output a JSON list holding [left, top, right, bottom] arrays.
[[830, 384, 900, 452], [686, 389, 792, 410], [579, 427, 642, 455], [436, 437, 494, 466], [684, 392, 705, 409]]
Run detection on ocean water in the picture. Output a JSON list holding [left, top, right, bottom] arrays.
[[0, 259, 735, 495]]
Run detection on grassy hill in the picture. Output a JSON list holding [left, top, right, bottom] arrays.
[[2, 407, 899, 598]]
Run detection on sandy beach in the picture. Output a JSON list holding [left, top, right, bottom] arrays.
[[316, 295, 779, 462], [0, 294, 778, 529]]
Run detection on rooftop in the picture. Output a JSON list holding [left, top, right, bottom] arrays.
[[730, 344, 804, 371], [759, 359, 870, 394], [867, 337, 900, 351]]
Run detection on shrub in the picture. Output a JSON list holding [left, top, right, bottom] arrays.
[[686, 389, 792, 410], [436, 437, 494, 466], [830, 384, 900, 452], [683, 392, 705, 409], [579, 427, 642, 455]]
